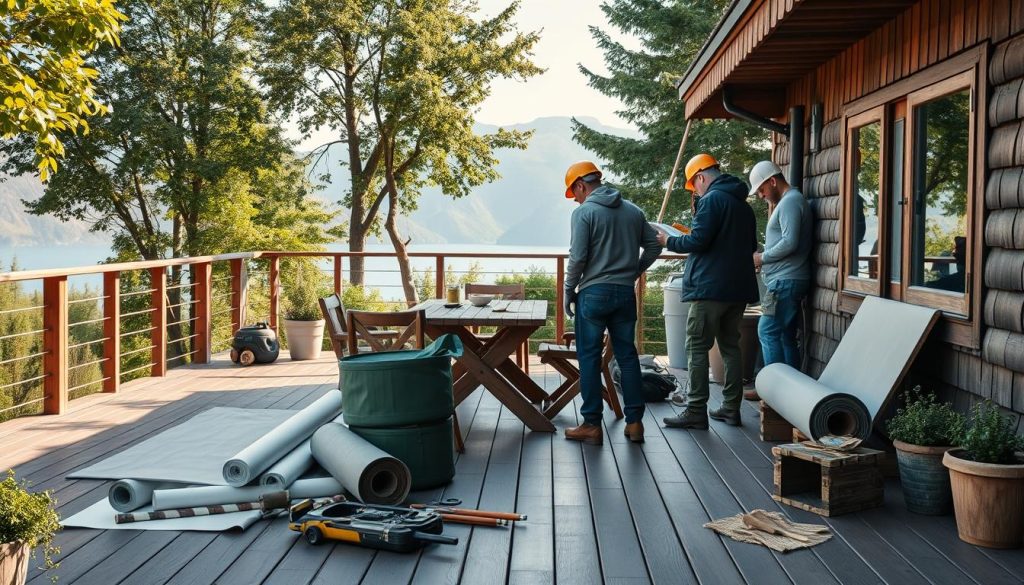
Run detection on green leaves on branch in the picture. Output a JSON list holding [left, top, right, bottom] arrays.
[[0, 0, 126, 180], [961, 401, 1024, 465], [0, 470, 60, 579], [886, 386, 965, 447]]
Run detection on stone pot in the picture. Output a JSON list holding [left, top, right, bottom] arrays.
[[943, 448, 1024, 548], [893, 440, 955, 515], [283, 319, 325, 360], [0, 541, 29, 585]]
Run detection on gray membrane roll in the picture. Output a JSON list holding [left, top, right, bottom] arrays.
[[108, 480, 181, 513], [310, 423, 411, 505], [755, 363, 872, 441], [150, 477, 343, 511], [260, 439, 313, 488], [223, 390, 342, 486]]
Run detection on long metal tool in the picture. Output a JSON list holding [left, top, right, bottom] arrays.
[[410, 503, 526, 521]]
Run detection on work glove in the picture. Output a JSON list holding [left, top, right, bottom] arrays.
[[564, 289, 577, 319]]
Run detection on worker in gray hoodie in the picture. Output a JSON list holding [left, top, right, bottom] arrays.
[[562, 161, 663, 446]]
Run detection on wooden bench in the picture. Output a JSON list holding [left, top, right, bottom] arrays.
[[538, 334, 623, 420]]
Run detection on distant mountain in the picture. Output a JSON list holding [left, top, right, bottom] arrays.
[[0, 174, 103, 246], [310, 116, 638, 247]]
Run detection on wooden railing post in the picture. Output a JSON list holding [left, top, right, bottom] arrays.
[[435, 256, 444, 299], [42, 275, 68, 414], [230, 258, 246, 334], [193, 262, 212, 364], [150, 267, 167, 376], [269, 256, 280, 332], [333, 256, 342, 296], [102, 272, 120, 393], [556, 256, 565, 343]]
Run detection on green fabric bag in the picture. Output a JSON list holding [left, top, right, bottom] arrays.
[[351, 418, 455, 490], [339, 334, 462, 427]]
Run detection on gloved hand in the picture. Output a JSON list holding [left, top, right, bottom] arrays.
[[564, 289, 577, 319]]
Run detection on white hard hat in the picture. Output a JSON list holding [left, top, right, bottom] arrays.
[[748, 160, 784, 196]]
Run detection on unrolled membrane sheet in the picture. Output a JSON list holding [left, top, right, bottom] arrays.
[[311, 423, 411, 505], [755, 363, 871, 441], [223, 390, 342, 487], [108, 479, 185, 513], [62, 498, 262, 532], [150, 477, 343, 511], [260, 439, 313, 488]]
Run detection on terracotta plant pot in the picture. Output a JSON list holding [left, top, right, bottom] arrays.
[[893, 440, 955, 515], [943, 448, 1024, 548], [283, 319, 325, 360], [0, 541, 29, 585]]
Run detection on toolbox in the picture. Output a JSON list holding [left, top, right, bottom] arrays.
[[288, 499, 458, 552]]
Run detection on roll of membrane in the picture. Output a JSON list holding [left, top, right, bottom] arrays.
[[755, 363, 872, 441], [222, 390, 342, 487], [260, 439, 313, 488], [108, 480, 181, 513], [150, 477, 343, 511], [310, 423, 411, 505]]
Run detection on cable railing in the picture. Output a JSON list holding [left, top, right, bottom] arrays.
[[0, 250, 684, 423]]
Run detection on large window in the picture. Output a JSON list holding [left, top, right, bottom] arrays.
[[841, 57, 982, 347]]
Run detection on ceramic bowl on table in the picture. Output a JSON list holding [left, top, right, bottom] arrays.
[[467, 294, 494, 307]]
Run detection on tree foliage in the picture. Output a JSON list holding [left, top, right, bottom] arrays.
[[0, 0, 125, 179], [261, 0, 541, 298], [573, 0, 770, 227]]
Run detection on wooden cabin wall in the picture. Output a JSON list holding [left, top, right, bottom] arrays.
[[770, 0, 1024, 418]]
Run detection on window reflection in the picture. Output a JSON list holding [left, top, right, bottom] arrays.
[[911, 90, 969, 294], [851, 122, 881, 279]]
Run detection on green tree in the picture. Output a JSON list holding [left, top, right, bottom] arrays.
[[573, 0, 770, 229], [0, 0, 125, 179], [261, 0, 541, 298]]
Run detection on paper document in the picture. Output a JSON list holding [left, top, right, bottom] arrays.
[[649, 222, 686, 237]]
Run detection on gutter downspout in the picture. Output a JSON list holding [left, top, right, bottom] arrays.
[[721, 87, 805, 189]]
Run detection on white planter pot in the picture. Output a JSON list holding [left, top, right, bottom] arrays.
[[284, 319, 325, 360], [0, 541, 29, 585]]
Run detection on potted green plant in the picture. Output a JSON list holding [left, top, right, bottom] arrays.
[[283, 275, 325, 361], [886, 386, 964, 515], [943, 401, 1024, 548], [1, 470, 60, 585]]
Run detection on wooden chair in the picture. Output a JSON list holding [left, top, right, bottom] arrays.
[[318, 294, 398, 358], [345, 309, 464, 452], [539, 332, 623, 420], [464, 283, 529, 372]]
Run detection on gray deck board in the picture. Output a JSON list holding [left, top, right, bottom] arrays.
[[4, 354, 1020, 585]]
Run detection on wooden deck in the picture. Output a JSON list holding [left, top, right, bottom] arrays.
[[3, 354, 1023, 585]]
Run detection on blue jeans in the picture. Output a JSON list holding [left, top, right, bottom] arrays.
[[757, 279, 809, 368], [575, 284, 644, 425]]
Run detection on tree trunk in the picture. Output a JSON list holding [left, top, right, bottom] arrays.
[[383, 179, 418, 307], [349, 219, 366, 287]]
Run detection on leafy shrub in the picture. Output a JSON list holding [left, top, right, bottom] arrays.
[[0, 470, 60, 579], [960, 401, 1024, 464], [886, 386, 965, 446]]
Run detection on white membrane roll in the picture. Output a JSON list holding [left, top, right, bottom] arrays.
[[222, 390, 342, 486], [310, 423, 411, 505], [108, 480, 181, 513], [260, 439, 313, 488], [150, 477, 343, 511], [756, 363, 872, 441]]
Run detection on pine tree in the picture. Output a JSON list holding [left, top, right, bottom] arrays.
[[574, 0, 771, 228]]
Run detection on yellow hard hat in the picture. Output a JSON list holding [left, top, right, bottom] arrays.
[[564, 161, 602, 198], [684, 153, 719, 191]]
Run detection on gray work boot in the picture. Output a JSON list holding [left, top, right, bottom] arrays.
[[709, 406, 741, 426], [663, 408, 708, 430]]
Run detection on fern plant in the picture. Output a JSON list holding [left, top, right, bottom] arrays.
[[960, 402, 1024, 464], [887, 386, 965, 447]]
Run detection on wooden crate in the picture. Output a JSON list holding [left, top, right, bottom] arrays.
[[792, 428, 809, 443], [759, 401, 793, 441], [772, 442, 884, 517]]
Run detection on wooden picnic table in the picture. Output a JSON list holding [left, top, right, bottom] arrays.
[[412, 299, 555, 433]]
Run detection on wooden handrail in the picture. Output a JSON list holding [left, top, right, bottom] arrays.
[[0, 252, 259, 284]]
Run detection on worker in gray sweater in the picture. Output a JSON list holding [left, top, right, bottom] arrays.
[[561, 161, 663, 445], [749, 161, 813, 394]]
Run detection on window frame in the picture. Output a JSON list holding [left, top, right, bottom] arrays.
[[841, 107, 887, 297], [838, 45, 987, 349]]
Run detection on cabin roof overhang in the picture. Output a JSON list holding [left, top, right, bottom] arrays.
[[678, 0, 919, 120]]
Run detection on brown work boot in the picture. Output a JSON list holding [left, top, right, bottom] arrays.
[[663, 408, 708, 430], [565, 423, 603, 445], [623, 421, 645, 443], [743, 388, 760, 401]]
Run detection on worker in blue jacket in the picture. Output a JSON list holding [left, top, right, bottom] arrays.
[[655, 153, 759, 429]]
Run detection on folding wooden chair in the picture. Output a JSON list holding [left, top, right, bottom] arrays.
[[464, 283, 529, 372], [345, 308, 464, 452], [318, 294, 398, 358], [539, 333, 623, 420]]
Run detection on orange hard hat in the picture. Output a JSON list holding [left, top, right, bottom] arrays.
[[564, 161, 602, 198], [684, 153, 719, 191]]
